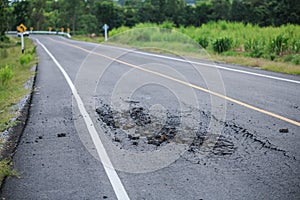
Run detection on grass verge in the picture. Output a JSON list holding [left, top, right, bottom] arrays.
[[72, 35, 104, 43], [0, 35, 37, 180], [0, 36, 37, 132], [211, 55, 300, 75], [0, 159, 19, 183]]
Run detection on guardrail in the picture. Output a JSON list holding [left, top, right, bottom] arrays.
[[6, 31, 71, 38]]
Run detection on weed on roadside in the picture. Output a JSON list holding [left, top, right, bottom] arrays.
[[0, 159, 19, 181], [0, 65, 14, 86]]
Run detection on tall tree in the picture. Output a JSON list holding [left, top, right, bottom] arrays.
[[231, 0, 245, 22], [195, 2, 212, 26], [12, 0, 31, 28], [148, 0, 167, 23], [0, 0, 8, 39], [165, 0, 185, 25], [210, 0, 231, 21], [30, 0, 46, 30], [60, 0, 83, 32], [137, 2, 156, 23], [94, 1, 124, 30], [276, 0, 300, 25]]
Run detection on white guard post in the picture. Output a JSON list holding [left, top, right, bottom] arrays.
[[103, 24, 109, 41]]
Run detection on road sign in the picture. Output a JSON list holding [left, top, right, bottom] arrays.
[[17, 23, 27, 33], [16, 24, 27, 54], [48, 27, 52, 32], [30, 27, 33, 31], [61, 27, 64, 32], [102, 24, 109, 41], [17, 26, 23, 32]]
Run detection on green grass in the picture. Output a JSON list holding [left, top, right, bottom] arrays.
[[103, 21, 300, 75], [212, 55, 300, 75], [0, 159, 19, 182], [0, 36, 37, 132], [72, 34, 104, 43]]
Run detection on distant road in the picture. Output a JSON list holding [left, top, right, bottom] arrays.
[[1, 35, 299, 200]]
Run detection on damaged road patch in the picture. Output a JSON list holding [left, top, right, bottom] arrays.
[[95, 100, 237, 159]]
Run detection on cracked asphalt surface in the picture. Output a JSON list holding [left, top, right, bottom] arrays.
[[1, 35, 300, 199]]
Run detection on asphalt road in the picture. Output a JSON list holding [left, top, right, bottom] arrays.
[[1, 35, 300, 200]]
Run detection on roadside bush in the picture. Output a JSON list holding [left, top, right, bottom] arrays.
[[0, 48, 8, 59], [110, 26, 130, 37], [136, 32, 151, 42], [197, 37, 209, 49], [213, 37, 232, 53], [268, 34, 289, 56], [245, 38, 267, 58], [283, 54, 294, 62], [19, 54, 32, 65], [0, 35, 9, 43], [290, 39, 300, 53], [30, 46, 36, 55], [250, 47, 264, 58], [0, 159, 18, 180], [292, 55, 300, 65], [160, 21, 176, 29], [244, 39, 256, 52], [269, 54, 276, 61], [0, 65, 14, 86]]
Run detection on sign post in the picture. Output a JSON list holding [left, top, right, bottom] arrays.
[[17, 23, 27, 54], [21, 33, 24, 54], [102, 24, 109, 41]]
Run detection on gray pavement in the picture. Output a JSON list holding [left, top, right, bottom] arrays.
[[1, 35, 299, 200]]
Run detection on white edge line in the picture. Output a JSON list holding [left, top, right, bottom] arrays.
[[102, 45, 300, 85], [60, 37, 300, 85], [35, 39, 130, 200]]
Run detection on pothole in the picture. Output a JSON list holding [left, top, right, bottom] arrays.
[[95, 100, 237, 158]]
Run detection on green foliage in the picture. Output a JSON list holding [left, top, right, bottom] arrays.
[[160, 21, 176, 29], [268, 34, 289, 56], [0, 48, 8, 59], [19, 54, 32, 65], [245, 39, 265, 58], [30, 46, 36, 55], [290, 39, 300, 54], [0, 65, 14, 86], [110, 26, 131, 37], [213, 37, 232, 53], [283, 54, 294, 62], [0, 36, 37, 132], [292, 55, 300, 65], [94, 1, 124, 31], [0, 0, 8, 37], [4, 0, 300, 35], [282, 54, 300, 65], [0, 35, 9, 43], [197, 36, 209, 49], [0, 159, 18, 181], [109, 21, 300, 66]]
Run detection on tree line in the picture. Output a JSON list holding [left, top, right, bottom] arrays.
[[1, 0, 300, 37]]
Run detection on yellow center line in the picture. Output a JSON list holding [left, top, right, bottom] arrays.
[[48, 37, 300, 127]]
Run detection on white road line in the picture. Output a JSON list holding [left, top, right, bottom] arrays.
[[36, 39, 130, 200], [60, 37, 300, 85], [101, 45, 300, 85]]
